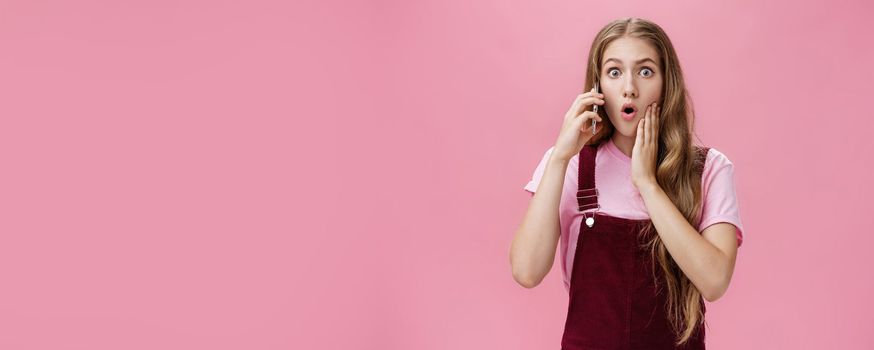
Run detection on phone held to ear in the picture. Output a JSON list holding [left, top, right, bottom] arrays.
[[591, 82, 599, 134]]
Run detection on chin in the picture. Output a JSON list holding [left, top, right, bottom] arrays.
[[610, 119, 638, 137]]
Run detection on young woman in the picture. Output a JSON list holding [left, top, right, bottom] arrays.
[[510, 18, 745, 349]]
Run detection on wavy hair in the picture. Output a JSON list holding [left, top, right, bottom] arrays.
[[582, 17, 707, 345]]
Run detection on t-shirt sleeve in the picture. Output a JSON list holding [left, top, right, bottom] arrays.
[[698, 148, 745, 247], [523, 146, 555, 195]]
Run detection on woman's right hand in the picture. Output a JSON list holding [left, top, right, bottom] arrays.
[[552, 87, 604, 161]]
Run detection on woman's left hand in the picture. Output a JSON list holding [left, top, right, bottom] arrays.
[[631, 102, 660, 191]]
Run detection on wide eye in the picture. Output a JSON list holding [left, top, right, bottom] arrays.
[[640, 67, 654, 77], [607, 68, 620, 78]]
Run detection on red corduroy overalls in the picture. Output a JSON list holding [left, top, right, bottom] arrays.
[[561, 144, 710, 350]]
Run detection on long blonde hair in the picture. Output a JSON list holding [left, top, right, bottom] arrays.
[[583, 17, 707, 345]]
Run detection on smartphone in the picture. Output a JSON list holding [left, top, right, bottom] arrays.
[[591, 82, 599, 134]]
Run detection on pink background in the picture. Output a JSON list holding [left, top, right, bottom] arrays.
[[1, 0, 872, 349]]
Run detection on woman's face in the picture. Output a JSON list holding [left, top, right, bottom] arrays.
[[599, 37, 664, 138]]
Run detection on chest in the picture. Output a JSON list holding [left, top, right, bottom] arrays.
[[559, 155, 650, 221]]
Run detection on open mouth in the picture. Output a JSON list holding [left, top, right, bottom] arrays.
[[620, 104, 637, 121]]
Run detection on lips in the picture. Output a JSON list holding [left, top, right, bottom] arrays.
[[620, 103, 637, 121]]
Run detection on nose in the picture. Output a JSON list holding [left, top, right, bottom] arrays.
[[622, 77, 637, 99]]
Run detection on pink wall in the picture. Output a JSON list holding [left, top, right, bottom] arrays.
[[1, 0, 872, 349]]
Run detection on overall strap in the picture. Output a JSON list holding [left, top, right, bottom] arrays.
[[576, 145, 599, 212], [695, 146, 711, 176], [575, 144, 710, 212]]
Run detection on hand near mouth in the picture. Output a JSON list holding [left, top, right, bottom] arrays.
[[631, 102, 660, 191]]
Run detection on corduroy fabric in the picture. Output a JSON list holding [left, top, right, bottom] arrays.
[[561, 144, 709, 350]]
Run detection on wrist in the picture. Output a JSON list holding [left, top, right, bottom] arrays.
[[548, 152, 572, 165], [637, 180, 661, 196]]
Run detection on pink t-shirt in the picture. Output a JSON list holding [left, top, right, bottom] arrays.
[[523, 138, 745, 292]]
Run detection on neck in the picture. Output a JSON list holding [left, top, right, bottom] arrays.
[[611, 133, 635, 158]]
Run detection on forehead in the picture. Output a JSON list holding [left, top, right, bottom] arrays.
[[601, 37, 660, 65]]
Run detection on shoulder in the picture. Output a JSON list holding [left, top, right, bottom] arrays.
[[532, 146, 555, 166], [702, 147, 735, 173], [699, 146, 738, 193]]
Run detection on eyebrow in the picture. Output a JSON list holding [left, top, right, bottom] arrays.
[[603, 57, 658, 66]]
